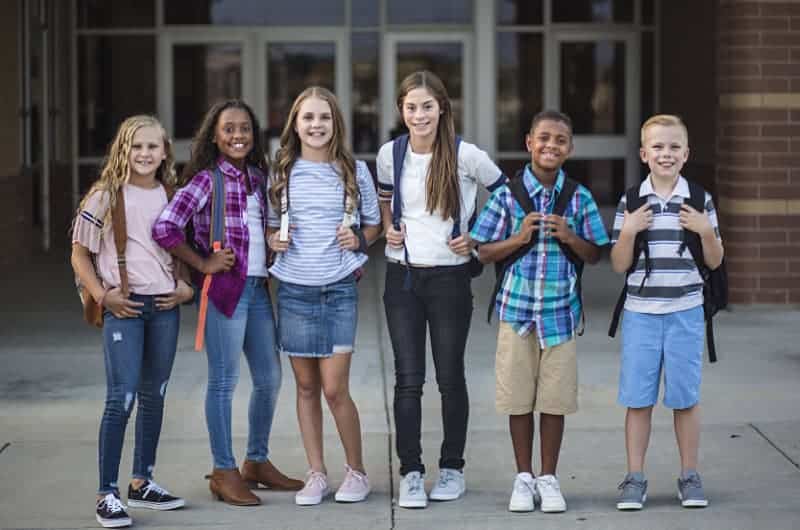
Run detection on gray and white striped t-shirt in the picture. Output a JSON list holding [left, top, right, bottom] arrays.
[[611, 175, 721, 314], [267, 159, 380, 286]]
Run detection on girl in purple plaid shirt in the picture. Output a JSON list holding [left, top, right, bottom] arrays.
[[153, 100, 302, 506]]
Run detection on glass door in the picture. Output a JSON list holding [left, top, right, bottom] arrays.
[[158, 31, 251, 161], [259, 29, 349, 157], [381, 33, 473, 145], [159, 28, 349, 161], [546, 30, 639, 213]]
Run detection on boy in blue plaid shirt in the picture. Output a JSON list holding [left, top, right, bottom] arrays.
[[470, 111, 608, 514]]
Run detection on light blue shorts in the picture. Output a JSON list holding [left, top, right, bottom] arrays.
[[277, 274, 358, 358], [619, 306, 704, 409]]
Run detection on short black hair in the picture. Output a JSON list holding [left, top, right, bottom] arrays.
[[529, 110, 573, 136]]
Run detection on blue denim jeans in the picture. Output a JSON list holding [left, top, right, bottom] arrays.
[[98, 294, 179, 495], [383, 262, 473, 476], [204, 277, 282, 470]]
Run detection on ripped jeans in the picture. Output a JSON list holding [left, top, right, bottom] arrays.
[[98, 294, 179, 494]]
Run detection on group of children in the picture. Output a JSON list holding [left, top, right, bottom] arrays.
[[71, 69, 723, 528]]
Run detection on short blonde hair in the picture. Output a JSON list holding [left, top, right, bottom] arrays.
[[640, 114, 689, 145]]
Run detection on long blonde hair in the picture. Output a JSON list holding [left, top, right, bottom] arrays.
[[77, 115, 176, 230], [269, 87, 358, 213], [397, 70, 458, 220]]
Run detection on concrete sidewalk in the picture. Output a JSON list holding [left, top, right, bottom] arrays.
[[1, 247, 799, 529]]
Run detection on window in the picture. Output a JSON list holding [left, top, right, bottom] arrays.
[[164, 0, 345, 25], [496, 33, 543, 151], [387, 0, 472, 24]]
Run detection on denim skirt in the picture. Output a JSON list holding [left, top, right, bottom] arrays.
[[277, 274, 358, 357]]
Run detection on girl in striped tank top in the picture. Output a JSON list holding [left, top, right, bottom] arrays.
[[267, 87, 381, 505]]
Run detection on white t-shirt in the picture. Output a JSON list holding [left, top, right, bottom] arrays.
[[376, 139, 504, 266], [246, 193, 269, 277]]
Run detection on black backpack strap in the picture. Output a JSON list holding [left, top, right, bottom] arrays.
[[450, 136, 465, 239], [486, 170, 540, 323], [609, 185, 648, 337], [391, 134, 412, 289], [553, 177, 585, 334]]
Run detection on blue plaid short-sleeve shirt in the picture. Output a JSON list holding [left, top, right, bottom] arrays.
[[470, 166, 609, 347]]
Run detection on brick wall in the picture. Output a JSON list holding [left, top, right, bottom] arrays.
[[717, 0, 800, 304]]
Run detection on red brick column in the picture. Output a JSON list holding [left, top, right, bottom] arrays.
[[717, 0, 800, 304]]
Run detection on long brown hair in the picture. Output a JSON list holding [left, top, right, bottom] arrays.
[[396, 70, 458, 220], [269, 86, 358, 213], [181, 99, 269, 186], [77, 115, 176, 231]]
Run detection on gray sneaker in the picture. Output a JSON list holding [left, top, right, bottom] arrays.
[[617, 472, 647, 510], [677, 470, 709, 508]]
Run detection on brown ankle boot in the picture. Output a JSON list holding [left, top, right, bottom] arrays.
[[241, 460, 304, 491], [208, 468, 261, 505]]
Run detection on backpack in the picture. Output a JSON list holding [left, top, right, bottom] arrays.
[[390, 134, 483, 284], [487, 171, 584, 332], [607, 180, 728, 362]]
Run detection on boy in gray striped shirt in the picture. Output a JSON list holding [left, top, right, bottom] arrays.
[[610, 115, 724, 511]]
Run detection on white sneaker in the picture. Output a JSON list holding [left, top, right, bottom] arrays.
[[429, 468, 466, 501], [508, 472, 536, 512], [398, 471, 427, 508], [536, 474, 567, 513]]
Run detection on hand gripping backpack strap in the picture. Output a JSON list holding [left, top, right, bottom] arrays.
[[111, 187, 129, 298], [195, 167, 226, 352], [608, 185, 648, 338]]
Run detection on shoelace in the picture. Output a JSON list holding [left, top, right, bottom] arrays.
[[304, 471, 327, 492], [142, 480, 168, 498], [679, 474, 702, 490], [618, 477, 644, 491], [342, 467, 367, 488], [407, 474, 423, 494], [437, 470, 457, 488], [538, 477, 561, 494], [101, 494, 126, 514]]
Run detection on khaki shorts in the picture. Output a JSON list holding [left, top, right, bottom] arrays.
[[495, 322, 578, 415]]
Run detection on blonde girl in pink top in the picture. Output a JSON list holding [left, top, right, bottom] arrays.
[[71, 115, 193, 528]]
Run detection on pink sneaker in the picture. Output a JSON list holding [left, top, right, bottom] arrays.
[[295, 471, 329, 506], [334, 466, 371, 503]]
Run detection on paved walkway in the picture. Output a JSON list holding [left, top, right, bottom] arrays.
[[1, 247, 799, 529]]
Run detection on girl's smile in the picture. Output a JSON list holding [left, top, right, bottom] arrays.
[[214, 108, 254, 166], [295, 96, 334, 159]]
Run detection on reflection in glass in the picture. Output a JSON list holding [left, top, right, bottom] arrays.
[[352, 34, 379, 153], [562, 159, 625, 207], [641, 32, 654, 124], [497, 33, 543, 151], [78, 0, 154, 28], [496, 0, 543, 25], [387, 0, 472, 24], [164, 0, 344, 25], [352, 0, 379, 26], [561, 41, 625, 135], [552, 0, 633, 23], [395, 43, 464, 137], [173, 45, 241, 139], [79, 36, 157, 156], [642, 0, 655, 25], [267, 43, 335, 154]]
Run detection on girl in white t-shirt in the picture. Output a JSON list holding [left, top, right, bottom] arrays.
[[267, 86, 381, 506], [376, 71, 505, 508], [71, 116, 193, 528]]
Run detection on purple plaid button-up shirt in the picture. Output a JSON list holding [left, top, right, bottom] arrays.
[[152, 157, 270, 317]]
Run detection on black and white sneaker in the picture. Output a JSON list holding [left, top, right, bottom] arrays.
[[96, 492, 132, 528], [127, 480, 186, 511]]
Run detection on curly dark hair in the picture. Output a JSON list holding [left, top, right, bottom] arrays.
[[180, 99, 269, 185]]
